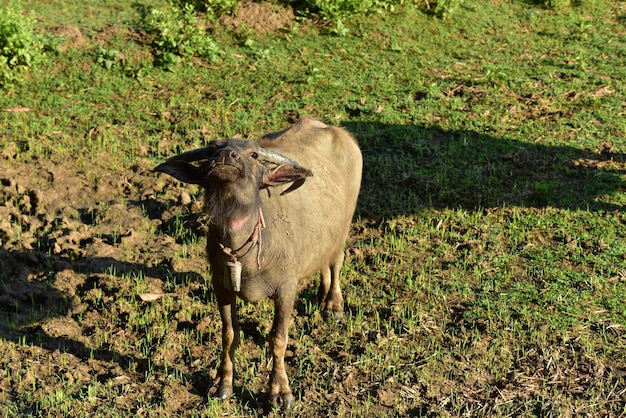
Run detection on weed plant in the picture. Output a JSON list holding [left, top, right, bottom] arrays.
[[0, 2, 44, 87], [170, 0, 239, 18], [142, 2, 223, 68]]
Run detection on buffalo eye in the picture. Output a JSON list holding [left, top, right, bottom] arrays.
[[250, 151, 258, 159]]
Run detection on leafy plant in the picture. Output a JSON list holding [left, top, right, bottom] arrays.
[[0, 2, 43, 87], [301, 0, 410, 21], [533, 0, 571, 8], [485, 64, 508, 86], [331, 18, 350, 36], [170, 0, 239, 19], [95, 47, 122, 70], [426, 0, 465, 19], [527, 0, 596, 10], [305, 0, 368, 20], [143, 3, 223, 68]]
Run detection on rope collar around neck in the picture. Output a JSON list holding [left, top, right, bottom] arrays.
[[218, 207, 265, 270]]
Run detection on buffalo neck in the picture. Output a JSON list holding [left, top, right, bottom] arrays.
[[210, 206, 266, 269], [206, 185, 259, 239]]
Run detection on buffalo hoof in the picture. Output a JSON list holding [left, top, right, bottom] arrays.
[[322, 309, 343, 323], [215, 384, 233, 400], [270, 392, 294, 410]]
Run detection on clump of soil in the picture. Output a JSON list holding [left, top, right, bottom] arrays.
[[50, 25, 87, 51], [221, 1, 296, 34]]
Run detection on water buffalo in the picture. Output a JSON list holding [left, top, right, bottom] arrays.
[[154, 117, 362, 408]]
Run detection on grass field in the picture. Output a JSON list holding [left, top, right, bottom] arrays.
[[1, 0, 625, 416]]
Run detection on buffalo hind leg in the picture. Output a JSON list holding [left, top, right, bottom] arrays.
[[318, 250, 344, 322]]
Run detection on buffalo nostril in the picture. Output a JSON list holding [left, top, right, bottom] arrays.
[[216, 148, 238, 163]]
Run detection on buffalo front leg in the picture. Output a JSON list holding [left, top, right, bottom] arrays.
[[215, 288, 240, 400], [269, 289, 296, 409]]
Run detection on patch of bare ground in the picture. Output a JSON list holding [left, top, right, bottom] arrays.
[[221, 0, 295, 34], [49, 25, 87, 51], [0, 153, 219, 413]]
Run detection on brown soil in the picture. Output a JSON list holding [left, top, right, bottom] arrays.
[[221, 1, 296, 34], [0, 155, 214, 413], [50, 25, 87, 51]]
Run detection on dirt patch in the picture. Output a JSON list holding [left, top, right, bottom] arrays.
[[0, 152, 218, 413], [49, 25, 87, 51], [221, 1, 295, 34]]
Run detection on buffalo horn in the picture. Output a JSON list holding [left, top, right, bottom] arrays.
[[165, 147, 217, 163], [256, 148, 304, 168]]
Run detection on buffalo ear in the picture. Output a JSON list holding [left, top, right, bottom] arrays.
[[262, 164, 312, 195], [154, 161, 203, 185], [153, 141, 224, 184]]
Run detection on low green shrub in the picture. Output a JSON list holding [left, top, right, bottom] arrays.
[[296, 0, 411, 20], [170, 0, 239, 19], [0, 2, 44, 87], [143, 3, 223, 69], [95, 47, 123, 70], [432, 0, 464, 19], [526, 0, 598, 10]]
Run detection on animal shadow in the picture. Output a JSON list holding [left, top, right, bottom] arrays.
[[345, 122, 625, 217]]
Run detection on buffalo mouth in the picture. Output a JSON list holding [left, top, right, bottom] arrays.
[[208, 162, 242, 181]]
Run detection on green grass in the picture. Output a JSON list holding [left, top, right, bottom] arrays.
[[1, 0, 626, 416]]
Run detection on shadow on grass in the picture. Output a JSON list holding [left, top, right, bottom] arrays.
[[344, 122, 626, 217], [0, 246, 212, 401]]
